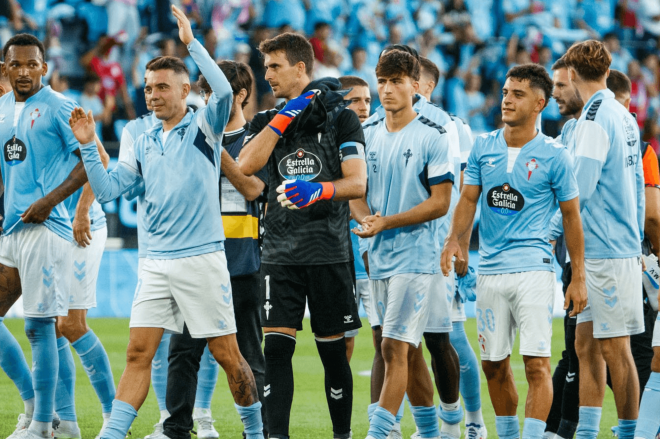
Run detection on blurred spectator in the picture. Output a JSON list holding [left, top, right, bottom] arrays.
[[501, 0, 532, 38], [604, 32, 634, 73], [248, 25, 275, 110], [49, 71, 80, 103], [81, 35, 137, 123], [444, 0, 472, 33], [262, 0, 305, 31], [309, 21, 331, 63], [464, 72, 491, 132], [574, 0, 617, 38], [79, 74, 114, 141], [466, 0, 495, 41], [106, 0, 141, 73], [343, 47, 377, 96], [234, 43, 252, 65], [629, 59, 649, 128], [414, 0, 443, 32], [643, 111, 660, 153], [314, 49, 342, 78], [638, 0, 660, 39]]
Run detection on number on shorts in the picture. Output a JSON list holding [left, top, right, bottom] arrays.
[[477, 308, 486, 332], [265, 275, 270, 300], [485, 308, 495, 332]]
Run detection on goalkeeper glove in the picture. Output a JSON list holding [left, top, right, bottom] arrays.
[[268, 90, 317, 136], [276, 179, 335, 209]]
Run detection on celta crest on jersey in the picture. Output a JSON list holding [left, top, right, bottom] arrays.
[[487, 183, 524, 215], [4, 137, 26, 165], [623, 116, 638, 148], [526, 158, 538, 180], [30, 108, 41, 128], [278, 148, 322, 181]]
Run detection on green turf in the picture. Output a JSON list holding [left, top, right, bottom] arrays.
[[0, 318, 619, 438]]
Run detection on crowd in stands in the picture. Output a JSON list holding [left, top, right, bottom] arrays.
[[2, 0, 660, 141]]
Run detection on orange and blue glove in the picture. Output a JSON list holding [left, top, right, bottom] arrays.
[[268, 90, 317, 136], [276, 179, 335, 209]]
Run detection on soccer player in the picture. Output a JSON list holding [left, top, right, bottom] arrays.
[[0, 33, 97, 439], [160, 60, 269, 439], [559, 41, 644, 439], [0, 63, 10, 95], [352, 49, 454, 439], [544, 55, 585, 439], [71, 6, 264, 439], [237, 33, 366, 439], [417, 55, 487, 439], [338, 75, 372, 362], [364, 47, 466, 439], [442, 64, 587, 439]]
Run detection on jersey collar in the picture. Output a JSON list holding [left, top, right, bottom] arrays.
[[582, 88, 614, 112]]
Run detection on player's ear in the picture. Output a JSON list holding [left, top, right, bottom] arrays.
[[42, 61, 48, 77], [412, 79, 419, 94], [181, 82, 190, 100]]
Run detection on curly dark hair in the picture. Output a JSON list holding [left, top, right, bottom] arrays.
[[564, 40, 612, 82], [376, 49, 420, 82], [3, 33, 45, 61], [506, 63, 553, 109]]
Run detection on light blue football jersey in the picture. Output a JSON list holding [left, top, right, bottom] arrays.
[[350, 219, 368, 280], [557, 118, 578, 150], [118, 112, 159, 258], [567, 89, 644, 258], [0, 86, 80, 241], [463, 129, 579, 275], [364, 114, 454, 279], [64, 188, 106, 232], [79, 39, 232, 259]]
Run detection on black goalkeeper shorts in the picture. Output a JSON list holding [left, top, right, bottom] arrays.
[[260, 262, 362, 337]]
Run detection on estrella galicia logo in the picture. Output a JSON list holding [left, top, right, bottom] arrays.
[[487, 183, 525, 215], [278, 148, 322, 181], [4, 137, 26, 166]]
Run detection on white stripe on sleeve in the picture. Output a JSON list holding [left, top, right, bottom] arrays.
[[574, 120, 610, 163]]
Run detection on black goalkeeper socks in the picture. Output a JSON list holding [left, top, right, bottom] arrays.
[[315, 337, 353, 438], [264, 333, 296, 439]]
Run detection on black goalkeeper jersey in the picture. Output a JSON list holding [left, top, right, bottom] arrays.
[[246, 77, 365, 266]]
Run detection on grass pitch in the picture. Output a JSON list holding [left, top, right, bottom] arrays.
[[0, 318, 618, 438]]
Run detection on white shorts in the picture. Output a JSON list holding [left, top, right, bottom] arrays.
[[476, 271, 555, 361], [0, 224, 71, 318], [69, 227, 107, 310], [346, 278, 373, 338], [653, 312, 660, 348], [130, 251, 236, 339], [425, 272, 453, 333], [371, 273, 438, 347], [451, 296, 467, 323], [577, 257, 645, 338]]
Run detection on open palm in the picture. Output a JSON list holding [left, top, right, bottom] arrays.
[[69, 107, 96, 145]]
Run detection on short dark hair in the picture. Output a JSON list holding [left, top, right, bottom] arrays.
[[564, 40, 611, 82], [506, 63, 553, 109], [3, 33, 45, 61], [419, 56, 440, 86], [551, 56, 568, 71], [607, 69, 631, 96], [259, 32, 314, 76], [314, 21, 330, 32], [83, 73, 101, 85], [379, 44, 419, 61], [145, 56, 189, 76], [376, 49, 420, 82], [603, 32, 618, 42], [338, 75, 369, 90], [199, 61, 254, 108]]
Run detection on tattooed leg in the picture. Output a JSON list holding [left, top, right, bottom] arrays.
[[207, 333, 259, 406]]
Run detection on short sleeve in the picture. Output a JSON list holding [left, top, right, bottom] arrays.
[[427, 131, 454, 186], [551, 147, 580, 202], [335, 109, 366, 162], [54, 98, 80, 154], [463, 137, 482, 186]]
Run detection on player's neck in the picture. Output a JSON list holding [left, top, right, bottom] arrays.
[[572, 110, 582, 120], [575, 80, 607, 107], [284, 78, 311, 102], [385, 105, 417, 133], [226, 110, 246, 132], [13, 84, 43, 102], [503, 121, 538, 148], [162, 105, 187, 132]]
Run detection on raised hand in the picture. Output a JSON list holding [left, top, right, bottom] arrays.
[[69, 107, 96, 145], [172, 5, 194, 46]]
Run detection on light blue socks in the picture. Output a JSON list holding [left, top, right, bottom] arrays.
[[496, 415, 520, 439], [367, 406, 396, 439], [450, 321, 482, 412], [522, 418, 545, 439], [55, 337, 77, 421], [0, 317, 34, 401], [235, 402, 264, 439], [634, 372, 660, 438], [71, 329, 116, 414], [411, 405, 440, 438], [101, 400, 137, 439], [24, 318, 58, 424], [575, 406, 602, 439], [194, 345, 219, 409], [151, 333, 171, 412]]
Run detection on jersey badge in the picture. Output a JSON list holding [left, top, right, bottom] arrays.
[[487, 182, 525, 216], [4, 136, 26, 166], [278, 148, 322, 181], [403, 149, 413, 167], [485, 158, 496, 167], [526, 158, 538, 180], [30, 108, 40, 128]]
